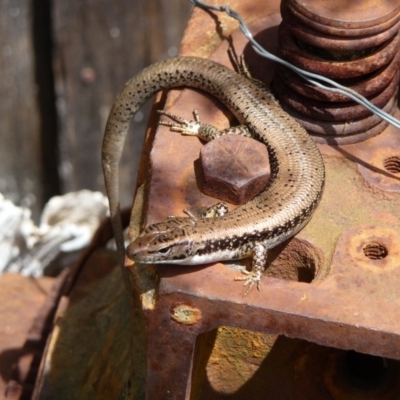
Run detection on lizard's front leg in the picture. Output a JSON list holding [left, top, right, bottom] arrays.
[[158, 109, 252, 141]]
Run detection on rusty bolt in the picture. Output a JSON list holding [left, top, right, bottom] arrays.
[[170, 304, 202, 325], [199, 134, 270, 205]]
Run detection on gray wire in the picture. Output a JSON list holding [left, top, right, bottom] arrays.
[[190, 0, 400, 129]]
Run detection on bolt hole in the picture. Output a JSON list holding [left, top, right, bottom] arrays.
[[363, 242, 388, 260], [344, 351, 388, 383], [383, 156, 400, 174]]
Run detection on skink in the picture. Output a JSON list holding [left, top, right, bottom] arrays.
[[102, 56, 325, 293]]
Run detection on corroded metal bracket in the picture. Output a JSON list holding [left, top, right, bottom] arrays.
[[142, 225, 400, 397], [128, 1, 400, 399]]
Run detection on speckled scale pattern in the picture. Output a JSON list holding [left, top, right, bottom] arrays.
[[102, 56, 325, 269]]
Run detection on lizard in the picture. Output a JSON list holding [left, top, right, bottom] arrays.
[[102, 56, 325, 295]]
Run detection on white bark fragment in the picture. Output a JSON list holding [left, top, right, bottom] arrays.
[[0, 190, 108, 276]]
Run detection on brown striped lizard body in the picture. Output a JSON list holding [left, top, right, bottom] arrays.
[[102, 56, 325, 294]]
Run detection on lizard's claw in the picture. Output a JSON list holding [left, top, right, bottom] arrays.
[[235, 270, 262, 296], [158, 109, 201, 136]]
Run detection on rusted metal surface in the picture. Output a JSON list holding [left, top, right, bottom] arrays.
[[282, 0, 400, 38], [305, 117, 390, 145], [278, 24, 400, 79], [280, 96, 395, 137], [274, 71, 399, 122], [199, 135, 270, 205], [287, 0, 400, 29], [125, 1, 400, 398], [275, 2, 400, 146], [354, 123, 400, 193], [33, 251, 136, 400], [283, 11, 400, 51], [277, 48, 400, 102], [293, 343, 400, 400], [274, 71, 398, 144], [4, 381, 23, 400], [142, 223, 400, 397], [31, 209, 136, 400], [139, 219, 400, 398], [281, 3, 400, 51], [0, 274, 55, 399]]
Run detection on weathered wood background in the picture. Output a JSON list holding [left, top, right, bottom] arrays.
[[0, 0, 192, 221]]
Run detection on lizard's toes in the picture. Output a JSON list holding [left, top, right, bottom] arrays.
[[234, 270, 262, 296]]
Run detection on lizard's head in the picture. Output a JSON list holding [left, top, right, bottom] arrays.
[[126, 219, 197, 264]]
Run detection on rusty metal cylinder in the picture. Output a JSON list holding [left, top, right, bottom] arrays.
[[274, 0, 400, 145]]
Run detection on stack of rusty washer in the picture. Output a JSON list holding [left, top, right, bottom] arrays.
[[273, 0, 400, 145]]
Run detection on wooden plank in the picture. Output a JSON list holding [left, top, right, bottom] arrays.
[[53, 0, 192, 207], [0, 0, 43, 220]]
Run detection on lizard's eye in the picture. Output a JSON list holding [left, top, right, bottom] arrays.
[[158, 246, 172, 254], [147, 245, 172, 255]]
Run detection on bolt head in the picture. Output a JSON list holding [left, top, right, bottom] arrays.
[[199, 134, 270, 205]]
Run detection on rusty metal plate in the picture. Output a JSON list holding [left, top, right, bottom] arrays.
[[126, 1, 400, 398], [33, 248, 136, 400], [0, 274, 55, 398]]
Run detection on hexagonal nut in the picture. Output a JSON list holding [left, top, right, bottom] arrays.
[[199, 134, 270, 205]]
